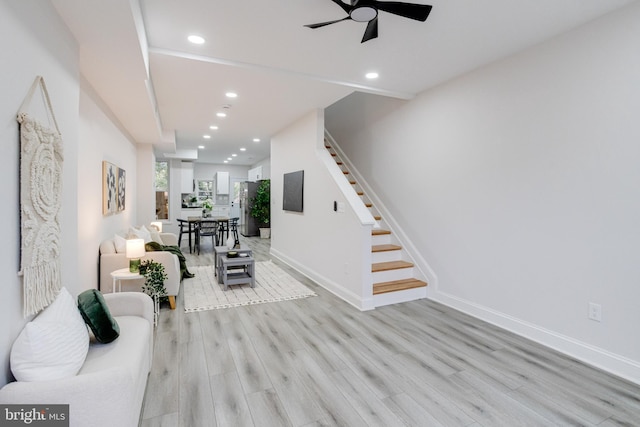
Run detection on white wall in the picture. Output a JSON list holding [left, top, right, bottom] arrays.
[[194, 163, 250, 182], [0, 0, 79, 386], [271, 110, 373, 309], [0, 1, 143, 387], [327, 3, 640, 382], [78, 78, 139, 291], [136, 144, 155, 226]]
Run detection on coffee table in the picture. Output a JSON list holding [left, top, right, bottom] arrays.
[[213, 246, 252, 276], [219, 254, 255, 291]]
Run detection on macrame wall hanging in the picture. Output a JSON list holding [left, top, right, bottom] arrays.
[[17, 76, 64, 317]]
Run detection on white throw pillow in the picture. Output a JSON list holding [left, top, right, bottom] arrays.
[[10, 287, 89, 382], [114, 234, 127, 253], [149, 228, 163, 244], [129, 225, 152, 243]]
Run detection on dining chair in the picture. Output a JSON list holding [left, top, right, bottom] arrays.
[[229, 217, 240, 247], [196, 219, 219, 254], [177, 219, 192, 252]]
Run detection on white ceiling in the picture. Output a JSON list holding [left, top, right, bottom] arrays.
[[51, 0, 635, 165]]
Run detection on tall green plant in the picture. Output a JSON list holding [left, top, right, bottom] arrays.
[[250, 179, 270, 227]]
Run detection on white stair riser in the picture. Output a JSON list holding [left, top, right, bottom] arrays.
[[372, 234, 392, 245], [373, 286, 428, 308], [372, 267, 414, 283], [372, 250, 402, 263]]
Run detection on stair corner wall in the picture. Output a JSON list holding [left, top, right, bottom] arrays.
[[270, 110, 376, 311], [324, 130, 438, 307]]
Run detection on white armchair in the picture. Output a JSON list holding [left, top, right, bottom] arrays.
[[0, 292, 154, 427]]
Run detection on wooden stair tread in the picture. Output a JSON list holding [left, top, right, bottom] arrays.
[[373, 278, 428, 295], [372, 244, 402, 252], [373, 215, 382, 221], [331, 153, 337, 157], [357, 191, 364, 196], [343, 171, 349, 175], [336, 161, 343, 165], [372, 260, 413, 272], [349, 180, 356, 185], [372, 229, 391, 236], [365, 203, 373, 208]]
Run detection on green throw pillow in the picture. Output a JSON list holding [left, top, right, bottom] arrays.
[[77, 290, 120, 343]]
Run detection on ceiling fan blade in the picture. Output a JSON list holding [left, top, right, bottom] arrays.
[[329, 0, 352, 13], [361, 16, 378, 43], [375, 1, 432, 21], [305, 16, 351, 29]]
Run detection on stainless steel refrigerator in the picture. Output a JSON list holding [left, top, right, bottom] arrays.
[[240, 181, 259, 237]]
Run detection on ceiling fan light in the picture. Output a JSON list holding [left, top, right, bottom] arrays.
[[350, 6, 377, 22]]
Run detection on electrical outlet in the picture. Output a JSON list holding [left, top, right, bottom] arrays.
[[588, 302, 602, 322]]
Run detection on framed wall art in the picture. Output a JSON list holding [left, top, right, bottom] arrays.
[[283, 170, 304, 212], [117, 167, 126, 212], [102, 161, 118, 215]]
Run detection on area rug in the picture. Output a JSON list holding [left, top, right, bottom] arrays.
[[183, 261, 317, 312]]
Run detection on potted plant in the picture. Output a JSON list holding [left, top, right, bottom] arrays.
[[251, 179, 271, 238], [139, 260, 168, 320], [202, 198, 213, 217]]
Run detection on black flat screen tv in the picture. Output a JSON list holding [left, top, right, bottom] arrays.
[[283, 170, 304, 212]]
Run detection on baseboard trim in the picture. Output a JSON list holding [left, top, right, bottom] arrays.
[[431, 291, 640, 385], [270, 248, 374, 311]]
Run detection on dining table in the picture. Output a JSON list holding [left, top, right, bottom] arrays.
[[184, 216, 230, 253]]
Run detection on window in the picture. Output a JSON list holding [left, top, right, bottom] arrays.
[[155, 161, 169, 220]]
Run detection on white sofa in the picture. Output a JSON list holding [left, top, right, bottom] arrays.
[[100, 232, 181, 309], [0, 292, 154, 427]]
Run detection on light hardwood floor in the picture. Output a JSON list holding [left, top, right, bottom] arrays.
[[141, 236, 640, 426]]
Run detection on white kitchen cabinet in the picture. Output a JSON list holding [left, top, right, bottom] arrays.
[[181, 162, 194, 193], [216, 171, 229, 194], [180, 208, 201, 219], [212, 206, 230, 217], [248, 166, 262, 182]]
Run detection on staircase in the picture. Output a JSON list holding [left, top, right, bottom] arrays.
[[325, 140, 428, 305]]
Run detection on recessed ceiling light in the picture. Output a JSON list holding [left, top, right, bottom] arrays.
[[209, 125, 218, 130], [203, 135, 211, 139], [223, 160, 228, 163], [365, 72, 379, 79], [225, 92, 238, 98], [216, 112, 227, 118], [188, 35, 205, 45], [253, 138, 260, 142], [198, 145, 205, 149], [232, 154, 237, 157], [240, 147, 246, 151]]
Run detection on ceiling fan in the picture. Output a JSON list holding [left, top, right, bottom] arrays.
[[305, 0, 433, 43]]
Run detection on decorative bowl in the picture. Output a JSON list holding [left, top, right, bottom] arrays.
[[227, 251, 238, 258]]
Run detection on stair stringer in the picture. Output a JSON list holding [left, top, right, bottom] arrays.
[[325, 130, 439, 299], [317, 146, 376, 228], [315, 138, 376, 311]]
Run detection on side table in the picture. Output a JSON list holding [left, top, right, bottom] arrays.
[[110, 268, 159, 326], [110, 268, 142, 293]]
